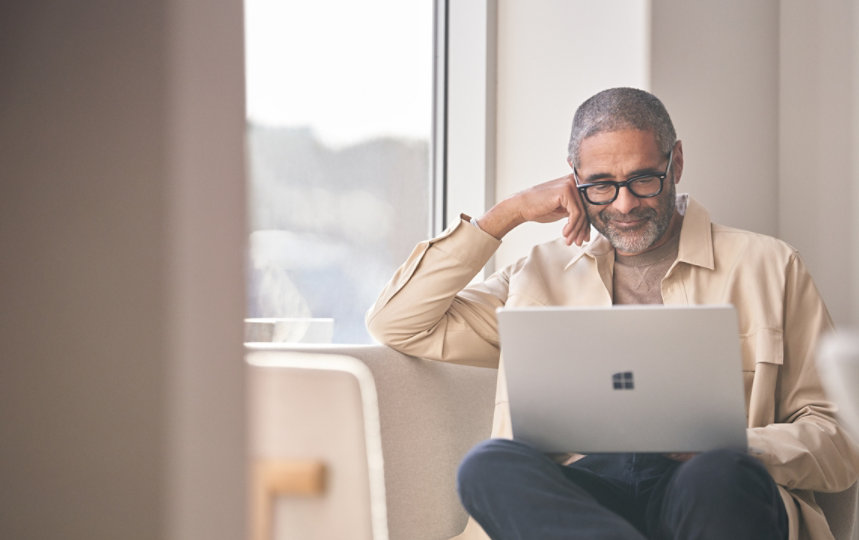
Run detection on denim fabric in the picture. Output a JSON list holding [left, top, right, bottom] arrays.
[[457, 439, 788, 540]]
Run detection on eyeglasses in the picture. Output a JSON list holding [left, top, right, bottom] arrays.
[[574, 148, 674, 205]]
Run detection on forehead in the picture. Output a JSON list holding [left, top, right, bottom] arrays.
[[578, 129, 662, 174]]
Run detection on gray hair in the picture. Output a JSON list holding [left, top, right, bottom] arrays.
[[567, 88, 677, 167]]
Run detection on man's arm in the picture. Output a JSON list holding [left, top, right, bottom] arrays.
[[366, 172, 591, 366], [476, 173, 590, 246], [366, 216, 505, 368], [746, 253, 859, 492]]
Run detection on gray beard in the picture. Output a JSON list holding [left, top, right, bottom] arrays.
[[602, 218, 664, 254], [589, 188, 676, 254]]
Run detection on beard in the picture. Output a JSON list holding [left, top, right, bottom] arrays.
[[586, 182, 676, 254]]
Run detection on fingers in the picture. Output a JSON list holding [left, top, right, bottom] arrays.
[[560, 179, 590, 246], [510, 174, 590, 246], [562, 212, 587, 246]]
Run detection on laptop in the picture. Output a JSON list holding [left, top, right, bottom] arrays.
[[496, 305, 748, 454]]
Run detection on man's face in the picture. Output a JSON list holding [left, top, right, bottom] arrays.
[[575, 129, 681, 256]]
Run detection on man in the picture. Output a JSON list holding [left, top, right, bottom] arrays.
[[366, 88, 859, 539]]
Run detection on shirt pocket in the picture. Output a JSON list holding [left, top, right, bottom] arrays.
[[739, 328, 784, 426]]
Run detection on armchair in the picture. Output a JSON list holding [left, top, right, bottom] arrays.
[[246, 343, 496, 539]]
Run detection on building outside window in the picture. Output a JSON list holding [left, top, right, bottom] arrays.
[[244, 0, 437, 343]]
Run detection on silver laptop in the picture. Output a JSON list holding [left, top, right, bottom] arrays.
[[497, 305, 748, 454]]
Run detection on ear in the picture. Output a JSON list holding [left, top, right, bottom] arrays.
[[672, 140, 684, 184]]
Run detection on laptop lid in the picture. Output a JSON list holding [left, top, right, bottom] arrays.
[[497, 305, 747, 454]]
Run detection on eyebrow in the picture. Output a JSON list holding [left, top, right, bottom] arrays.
[[581, 166, 663, 183]]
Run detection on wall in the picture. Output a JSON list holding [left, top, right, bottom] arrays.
[[855, 1, 859, 327], [779, 0, 858, 327], [0, 1, 246, 538], [650, 0, 779, 237]]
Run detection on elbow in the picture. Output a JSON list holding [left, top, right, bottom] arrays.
[[365, 304, 406, 350], [366, 307, 440, 359], [365, 310, 389, 346]]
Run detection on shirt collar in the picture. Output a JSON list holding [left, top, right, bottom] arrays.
[[564, 194, 715, 271], [564, 233, 613, 270], [675, 195, 715, 270]]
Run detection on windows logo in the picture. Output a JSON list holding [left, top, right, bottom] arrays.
[[612, 371, 635, 390]]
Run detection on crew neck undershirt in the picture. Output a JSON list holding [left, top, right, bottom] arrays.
[[612, 224, 682, 305]]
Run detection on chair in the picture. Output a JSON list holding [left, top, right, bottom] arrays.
[[247, 350, 390, 540], [245, 343, 497, 540]]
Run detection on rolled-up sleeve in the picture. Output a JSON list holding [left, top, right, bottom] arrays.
[[366, 216, 507, 369]]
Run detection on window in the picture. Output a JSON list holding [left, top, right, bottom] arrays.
[[244, 0, 438, 343]]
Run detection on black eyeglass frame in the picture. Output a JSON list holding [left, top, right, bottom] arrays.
[[573, 148, 674, 206]]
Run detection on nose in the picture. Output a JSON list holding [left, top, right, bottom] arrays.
[[611, 185, 641, 214]]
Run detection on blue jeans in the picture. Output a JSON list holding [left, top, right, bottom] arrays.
[[457, 439, 788, 540]]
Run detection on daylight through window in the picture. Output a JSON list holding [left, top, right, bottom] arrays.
[[244, 0, 436, 343]]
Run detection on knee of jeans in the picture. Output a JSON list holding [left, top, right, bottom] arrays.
[[674, 448, 773, 497], [457, 439, 534, 495]]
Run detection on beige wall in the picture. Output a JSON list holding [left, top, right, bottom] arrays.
[[0, 1, 246, 538], [778, 0, 858, 328], [650, 0, 780, 237], [855, 1, 859, 327]]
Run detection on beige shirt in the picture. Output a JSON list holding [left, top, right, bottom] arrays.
[[367, 195, 859, 540]]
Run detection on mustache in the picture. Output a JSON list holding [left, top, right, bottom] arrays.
[[598, 207, 657, 222]]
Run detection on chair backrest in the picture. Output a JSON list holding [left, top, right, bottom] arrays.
[[247, 351, 388, 540]]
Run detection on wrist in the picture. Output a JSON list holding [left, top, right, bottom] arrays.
[[478, 199, 523, 240]]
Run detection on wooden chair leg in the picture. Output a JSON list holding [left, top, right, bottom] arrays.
[[251, 459, 326, 540]]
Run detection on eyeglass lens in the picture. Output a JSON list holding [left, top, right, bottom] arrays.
[[584, 176, 663, 204]]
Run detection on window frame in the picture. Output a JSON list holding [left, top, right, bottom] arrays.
[[434, 0, 497, 267]]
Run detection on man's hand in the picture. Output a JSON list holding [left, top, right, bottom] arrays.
[[475, 174, 591, 246]]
